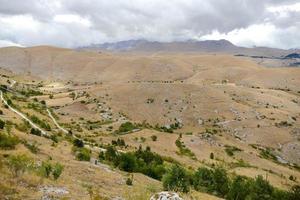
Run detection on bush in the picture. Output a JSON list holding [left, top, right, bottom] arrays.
[[30, 128, 42, 136], [7, 154, 33, 177], [162, 164, 190, 193], [117, 122, 137, 133], [193, 167, 213, 191], [151, 135, 157, 141], [227, 176, 251, 200], [193, 166, 229, 197], [40, 161, 52, 178], [118, 153, 137, 172], [52, 163, 63, 180], [73, 138, 84, 148], [126, 177, 133, 185], [76, 147, 91, 161], [0, 133, 19, 150], [0, 119, 5, 129]]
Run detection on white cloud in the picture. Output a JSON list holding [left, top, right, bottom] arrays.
[[0, 0, 299, 48], [53, 14, 92, 27]]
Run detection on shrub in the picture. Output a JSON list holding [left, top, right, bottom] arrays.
[[0, 119, 5, 129], [76, 147, 91, 161], [126, 177, 133, 185], [227, 176, 251, 200], [40, 161, 52, 178], [30, 128, 42, 136], [0, 133, 19, 150], [23, 141, 39, 154], [7, 154, 33, 177], [52, 163, 63, 180], [73, 138, 84, 148], [162, 164, 190, 193], [117, 122, 137, 133], [118, 153, 137, 172], [210, 152, 214, 159], [151, 135, 157, 141]]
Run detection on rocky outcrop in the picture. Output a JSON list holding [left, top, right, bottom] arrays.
[[150, 191, 183, 200]]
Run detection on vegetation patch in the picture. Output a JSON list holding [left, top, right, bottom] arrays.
[[224, 145, 242, 157]]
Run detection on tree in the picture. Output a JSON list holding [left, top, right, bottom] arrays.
[[193, 167, 213, 191], [7, 154, 32, 177], [227, 176, 251, 200], [211, 167, 230, 197], [52, 163, 63, 180], [118, 153, 137, 172], [104, 145, 118, 162], [247, 175, 274, 200], [162, 164, 190, 193]]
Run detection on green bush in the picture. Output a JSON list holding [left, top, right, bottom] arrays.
[[117, 122, 137, 133], [76, 147, 91, 161], [0, 133, 19, 150], [52, 163, 63, 180], [73, 138, 84, 148], [0, 119, 5, 129], [40, 161, 52, 178], [30, 128, 42, 136], [193, 166, 229, 197], [151, 135, 157, 141], [7, 154, 33, 177], [126, 177, 133, 185], [102, 146, 165, 180], [162, 164, 190, 193]]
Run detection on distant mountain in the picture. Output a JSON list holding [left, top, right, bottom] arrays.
[[80, 39, 300, 57]]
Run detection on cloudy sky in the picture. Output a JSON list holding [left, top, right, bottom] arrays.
[[0, 0, 300, 49]]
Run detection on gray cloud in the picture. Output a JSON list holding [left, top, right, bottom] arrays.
[[0, 0, 299, 48]]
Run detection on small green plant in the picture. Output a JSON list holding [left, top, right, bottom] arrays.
[[52, 163, 63, 180], [126, 177, 133, 186]]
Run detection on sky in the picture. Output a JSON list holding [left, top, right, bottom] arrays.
[[0, 0, 300, 49]]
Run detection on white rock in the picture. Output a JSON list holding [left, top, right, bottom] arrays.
[[150, 191, 183, 200]]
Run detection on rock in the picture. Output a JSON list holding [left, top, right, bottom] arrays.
[[150, 191, 183, 200]]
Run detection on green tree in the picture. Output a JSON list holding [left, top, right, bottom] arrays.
[[118, 153, 137, 172], [247, 175, 274, 200], [162, 164, 190, 193], [227, 176, 251, 200], [211, 167, 230, 197], [193, 167, 213, 191]]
